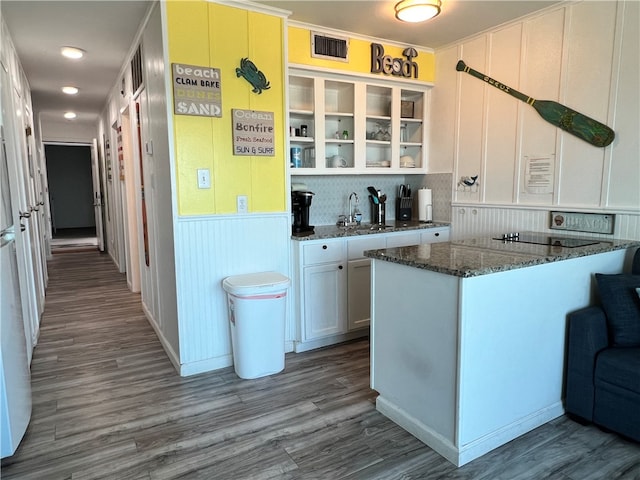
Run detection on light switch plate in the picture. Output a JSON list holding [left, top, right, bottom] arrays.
[[237, 195, 248, 214], [197, 169, 210, 189]]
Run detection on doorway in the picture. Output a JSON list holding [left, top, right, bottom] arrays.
[[44, 144, 98, 252]]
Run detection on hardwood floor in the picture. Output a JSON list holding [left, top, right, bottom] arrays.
[[2, 250, 638, 479]]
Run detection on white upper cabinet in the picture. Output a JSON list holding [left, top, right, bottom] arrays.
[[289, 70, 430, 175]]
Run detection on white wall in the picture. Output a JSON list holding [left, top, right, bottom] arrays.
[[430, 1, 639, 239], [40, 119, 98, 144], [97, 2, 181, 369], [139, 3, 179, 363], [174, 214, 291, 376]]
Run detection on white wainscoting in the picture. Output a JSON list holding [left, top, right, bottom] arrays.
[[451, 205, 640, 242], [174, 213, 292, 376]]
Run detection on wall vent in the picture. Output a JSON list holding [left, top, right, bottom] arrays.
[[131, 44, 143, 94], [311, 32, 349, 62]]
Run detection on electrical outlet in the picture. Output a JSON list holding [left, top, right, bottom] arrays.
[[237, 195, 248, 214], [197, 169, 210, 189]]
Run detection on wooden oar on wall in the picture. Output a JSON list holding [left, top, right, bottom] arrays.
[[456, 60, 615, 147]]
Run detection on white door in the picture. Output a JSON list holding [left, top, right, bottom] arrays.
[[91, 139, 105, 251], [1, 64, 38, 359], [0, 124, 32, 458]]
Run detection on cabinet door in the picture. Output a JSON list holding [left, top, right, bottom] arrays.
[[347, 258, 372, 330], [303, 263, 347, 340]]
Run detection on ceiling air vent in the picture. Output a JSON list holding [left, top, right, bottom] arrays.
[[311, 32, 349, 62]]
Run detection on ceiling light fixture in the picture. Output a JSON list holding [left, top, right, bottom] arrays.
[[60, 46, 85, 59], [395, 0, 442, 22], [62, 86, 79, 95], [64, 112, 77, 119]]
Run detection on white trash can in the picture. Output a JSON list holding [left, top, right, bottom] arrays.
[[222, 272, 290, 379]]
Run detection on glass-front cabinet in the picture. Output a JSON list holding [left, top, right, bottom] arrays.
[[288, 69, 430, 175]]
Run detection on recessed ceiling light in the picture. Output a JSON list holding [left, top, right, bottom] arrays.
[[64, 112, 77, 119], [62, 86, 79, 95], [60, 46, 85, 59]]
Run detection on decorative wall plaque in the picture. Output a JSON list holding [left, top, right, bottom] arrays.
[[232, 109, 275, 156], [236, 58, 270, 94], [550, 211, 615, 234], [172, 63, 222, 117]]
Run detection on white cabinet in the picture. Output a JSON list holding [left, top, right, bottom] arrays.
[[289, 69, 430, 175], [385, 231, 421, 248], [293, 226, 450, 352], [295, 240, 347, 351], [347, 259, 373, 331], [303, 263, 347, 339], [347, 235, 386, 331], [421, 227, 450, 243]]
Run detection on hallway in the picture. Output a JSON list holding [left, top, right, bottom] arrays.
[[1, 251, 639, 479]]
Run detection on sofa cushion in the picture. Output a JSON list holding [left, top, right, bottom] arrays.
[[595, 274, 640, 347], [594, 348, 640, 394]]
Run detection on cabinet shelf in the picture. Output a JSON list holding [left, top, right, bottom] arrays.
[[291, 109, 314, 116], [326, 139, 354, 144], [288, 71, 430, 174]]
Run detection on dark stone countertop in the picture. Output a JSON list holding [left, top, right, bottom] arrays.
[[364, 233, 640, 277], [291, 221, 450, 241]]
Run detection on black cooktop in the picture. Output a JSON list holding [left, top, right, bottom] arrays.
[[493, 232, 600, 248]]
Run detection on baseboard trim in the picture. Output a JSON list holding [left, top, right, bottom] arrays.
[[141, 302, 182, 376], [376, 396, 565, 467], [293, 330, 368, 353]]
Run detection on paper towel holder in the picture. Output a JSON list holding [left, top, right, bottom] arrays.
[[418, 188, 433, 223]]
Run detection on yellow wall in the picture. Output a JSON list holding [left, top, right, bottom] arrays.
[[288, 26, 435, 83], [166, 1, 286, 215]]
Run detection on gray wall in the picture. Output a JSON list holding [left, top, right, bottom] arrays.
[[45, 144, 95, 230]]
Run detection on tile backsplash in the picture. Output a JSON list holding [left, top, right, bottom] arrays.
[[292, 173, 452, 226]]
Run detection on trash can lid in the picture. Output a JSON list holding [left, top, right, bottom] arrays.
[[222, 271, 290, 296]]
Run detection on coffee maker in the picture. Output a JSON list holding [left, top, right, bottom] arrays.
[[291, 190, 314, 235]]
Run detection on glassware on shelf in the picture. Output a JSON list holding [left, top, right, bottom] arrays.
[[400, 124, 407, 142], [375, 124, 385, 141], [382, 125, 391, 142]]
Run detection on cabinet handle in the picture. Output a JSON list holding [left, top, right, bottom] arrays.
[[434, 232, 439, 237], [338, 265, 343, 270], [322, 245, 328, 250]]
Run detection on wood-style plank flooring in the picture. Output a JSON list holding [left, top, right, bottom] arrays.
[[2, 250, 639, 479]]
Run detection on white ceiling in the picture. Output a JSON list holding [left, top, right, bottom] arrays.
[[1, 0, 561, 132], [2, 0, 152, 127]]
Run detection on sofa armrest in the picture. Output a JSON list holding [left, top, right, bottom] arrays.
[[565, 306, 609, 421]]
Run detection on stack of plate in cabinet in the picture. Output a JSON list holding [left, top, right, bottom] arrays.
[[400, 155, 415, 168]]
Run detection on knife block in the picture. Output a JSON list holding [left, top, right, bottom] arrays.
[[396, 197, 412, 221]]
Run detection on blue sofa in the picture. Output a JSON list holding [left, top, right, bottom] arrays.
[[565, 248, 640, 442]]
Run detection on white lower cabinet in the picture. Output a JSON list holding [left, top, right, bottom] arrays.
[[293, 226, 450, 352], [303, 262, 346, 339], [347, 259, 373, 331]]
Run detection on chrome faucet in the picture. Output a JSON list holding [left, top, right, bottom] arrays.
[[348, 192, 359, 223]]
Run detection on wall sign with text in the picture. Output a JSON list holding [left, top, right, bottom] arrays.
[[172, 63, 222, 117], [232, 109, 275, 156], [371, 44, 419, 79]]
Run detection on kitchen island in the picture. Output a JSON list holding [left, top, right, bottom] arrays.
[[365, 234, 640, 467]]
